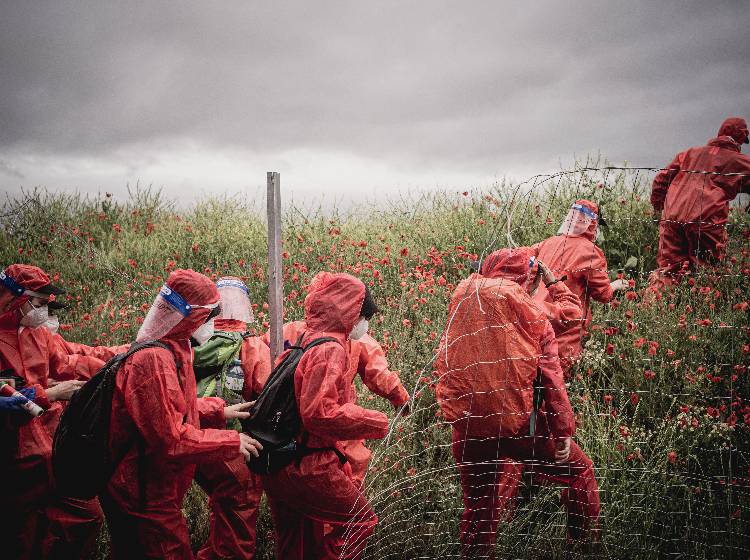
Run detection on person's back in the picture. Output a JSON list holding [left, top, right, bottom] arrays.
[[653, 117, 750, 226], [651, 117, 750, 279], [436, 272, 547, 437], [533, 200, 623, 371], [435, 249, 598, 558]]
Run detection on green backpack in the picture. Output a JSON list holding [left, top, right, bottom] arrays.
[[194, 331, 251, 406]]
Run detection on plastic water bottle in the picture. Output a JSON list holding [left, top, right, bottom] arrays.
[[224, 359, 244, 393]]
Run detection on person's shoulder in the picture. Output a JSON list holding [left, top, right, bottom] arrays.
[[124, 343, 177, 372]]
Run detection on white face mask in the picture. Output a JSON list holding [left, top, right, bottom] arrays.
[[349, 317, 369, 340], [20, 304, 49, 328], [192, 318, 215, 346], [44, 316, 60, 335]]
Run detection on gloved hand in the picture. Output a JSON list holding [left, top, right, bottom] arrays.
[[0, 386, 36, 412], [610, 278, 629, 291]]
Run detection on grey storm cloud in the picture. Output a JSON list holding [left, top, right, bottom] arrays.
[[1, 0, 749, 197]]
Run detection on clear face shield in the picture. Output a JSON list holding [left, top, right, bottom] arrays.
[[136, 284, 219, 342], [216, 278, 254, 324], [557, 203, 597, 238]]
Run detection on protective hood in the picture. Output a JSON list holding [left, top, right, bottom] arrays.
[[136, 269, 220, 343], [216, 276, 254, 324], [717, 117, 749, 145], [708, 135, 743, 153], [0, 264, 63, 315], [558, 199, 599, 241], [481, 247, 537, 286], [304, 272, 365, 335]]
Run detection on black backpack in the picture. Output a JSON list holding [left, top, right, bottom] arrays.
[[241, 334, 346, 475], [52, 341, 180, 499]]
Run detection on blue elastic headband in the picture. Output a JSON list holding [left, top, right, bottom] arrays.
[[159, 285, 193, 316], [571, 203, 597, 220], [216, 278, 249, 294], [0, 270, 25, 297]]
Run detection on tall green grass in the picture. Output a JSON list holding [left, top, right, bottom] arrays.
[[1, 165, 748, 559]]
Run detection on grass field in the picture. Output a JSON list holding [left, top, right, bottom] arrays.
[[2, 166, 748, 559]]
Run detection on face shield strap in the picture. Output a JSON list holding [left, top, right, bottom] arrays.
[[216, 278, 249, 293], [0, 270, 25, 297], [571, 203, 597, 220], [159, 284, 219, 317]]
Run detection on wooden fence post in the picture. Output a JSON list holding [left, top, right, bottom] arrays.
[[266, 172, 284, 366]]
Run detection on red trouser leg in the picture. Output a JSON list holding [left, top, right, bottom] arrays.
[[686, 222, 728, 269], [657, 220, 690, 278], [263, 451, 378, 560], [504, 434, 600, 541], [452, 428, 600, 554], [451, 430, 518, 559], [195, 456, 261, 560], [43, 496, 104, 560], [101, 492, 193, 560]]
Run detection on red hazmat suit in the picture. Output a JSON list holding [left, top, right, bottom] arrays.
[[651, 117, 750, 281], [436, 250, 599, 557], [102, 270, 242, 560], [0, 264, 106, 560], [264, 320, 409, 486], [195, 317, 272, 560], [262, 272, 390, 560], [483, 249, 585, 531], [532, 200, 613, 376]]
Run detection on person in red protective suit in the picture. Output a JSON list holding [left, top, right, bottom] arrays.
[[533, 200, 626, 378], [481, 249, 583, 525], [101, 269, 263, 560], [0, 264, 107, 560], [436, 249, 600, 558], [263, 320, 410, 486], [262, 272, 390, 560], [651, 117, 750, 284], [194, 277, 272, 560]]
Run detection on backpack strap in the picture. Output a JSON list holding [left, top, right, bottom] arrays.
[[295, 431, 347, 467], [529, 368, 544, 437]]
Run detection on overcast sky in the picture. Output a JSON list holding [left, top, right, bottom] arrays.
[[1, 1, 748, 206]]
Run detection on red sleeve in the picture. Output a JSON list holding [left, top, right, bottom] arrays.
[[57, 335, 129, 362], [581, 246, 614, 304], [356, 335, 409, 407], [197, 396, 227, 429], [123, 351, 239, 462], [31, 383, 51, 409], [544, 282, 583, 324], [297, 343, 390, 441], [46, 329, 106, 381], [538, 322, 575, 438], [241, 338, 272, 401], [651, 152, 683, 211]]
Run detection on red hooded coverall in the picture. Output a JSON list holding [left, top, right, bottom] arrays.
[[262, 272, 390, 560], [483, 248, 584, 527], [266, 320, 409, 486], [651, 117, 750, 281], [101, 270, 243, 560], [533, 200, 613, 376], [0, 264, 106, 560], [436, 250, 599, 558], [194, 318, 272, 560]]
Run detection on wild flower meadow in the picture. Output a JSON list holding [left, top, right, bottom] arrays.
[[2, 165, 748, 559]]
